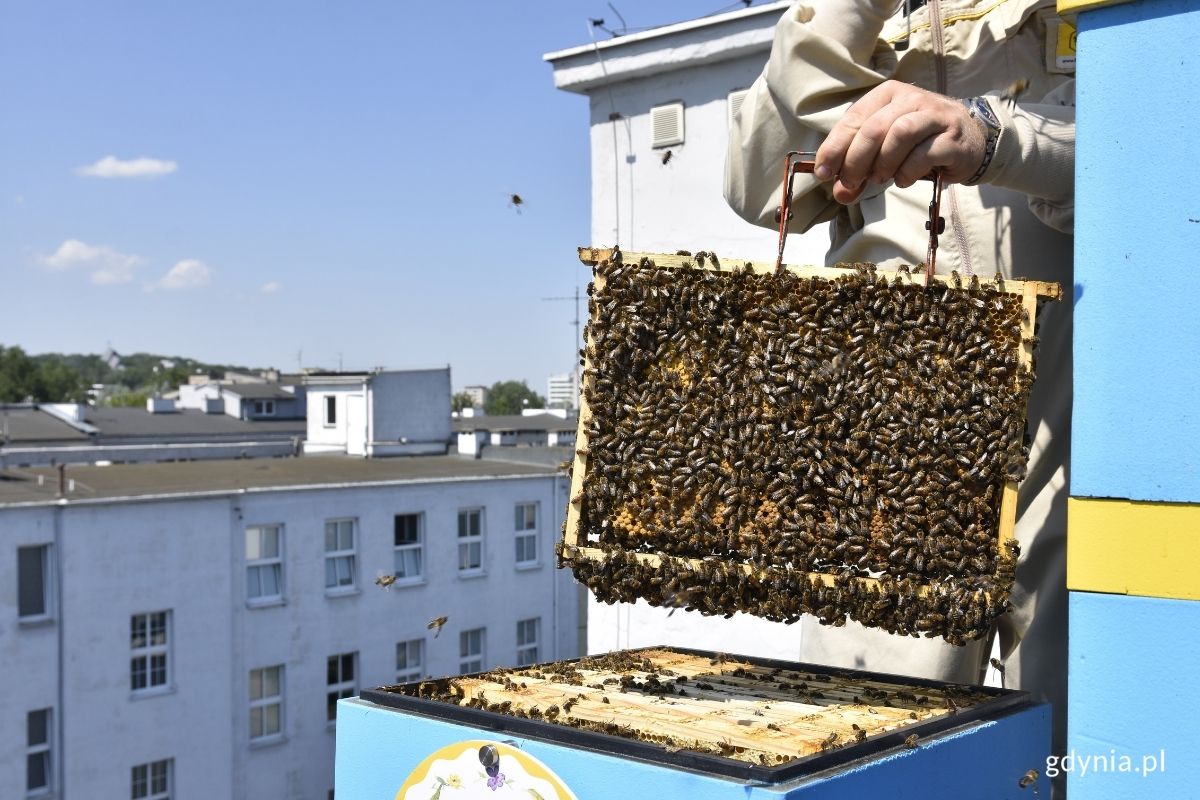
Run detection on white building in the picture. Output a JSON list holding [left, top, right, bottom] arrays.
[[1, 455, 579, 800], [546, 371, 579, 410], [546, 3, 822, 660], [461, 385, 489, 408], [303, 368, 451, 457]]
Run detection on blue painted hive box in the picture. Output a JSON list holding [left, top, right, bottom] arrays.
[[336, 646, 1050, 798]]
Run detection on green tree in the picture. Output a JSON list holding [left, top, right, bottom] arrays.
[[451, 391, 476, 413], [0, 345, 87, 402], [483, 380, 546, 416]]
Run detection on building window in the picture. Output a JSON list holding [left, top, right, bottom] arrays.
[[326, 652, 357, 722], [252, 399, 276, 416], [396, 639, 425, 683], [131, 611, 171, 693], [324, 395, 337, 426], [246, 525, 284, 604], [324, 519, 357, 592], [514, 503, 538, 566], [516, 618, 540, 667], [26, 708, 52, 796], [393, 514, 424, 583], [459, 628, 485, 674], [18, 545, 52, 621], [457, 509, 484, 573], [249, 665, 284, 741], [131, 758, 172, 800]]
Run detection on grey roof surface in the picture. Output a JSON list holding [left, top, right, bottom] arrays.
[[0, 408, 91, 444], [453, 414, 577, 433], [221, 385, 298, 400], [0, 454, 556, 506], [84, 407, 306, 438]]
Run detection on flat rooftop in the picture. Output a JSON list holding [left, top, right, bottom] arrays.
[[0, 455, 558, 506]]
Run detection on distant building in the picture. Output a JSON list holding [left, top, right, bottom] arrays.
[[545, 2, 813, 661], [302, 368, 451, 457], [0, 455, 579, 800], [462, 385, 489, 408], [453, 413, 577, 457], [0, 403, 304, 468], [546, 371, 579, 410]]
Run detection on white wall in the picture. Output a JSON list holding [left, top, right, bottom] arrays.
[[0, 471, 577, 800], [586, 56, 830, 267]]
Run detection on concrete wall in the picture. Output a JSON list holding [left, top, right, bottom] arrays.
[[369, 369, 451, 448], [0, 472, 577, 800], [583, 47, 829, 266]]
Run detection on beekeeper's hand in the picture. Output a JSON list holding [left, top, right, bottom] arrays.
[[814, 80, 987, 204]]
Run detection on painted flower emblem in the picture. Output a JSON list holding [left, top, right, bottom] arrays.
[[486, 772, 506, 791], [446, 774, 462, 789]]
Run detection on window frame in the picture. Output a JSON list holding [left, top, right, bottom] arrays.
[[252, 399, 276, 416], [514, 502, 539, 568], [324, 395, 337, 427], [131, 757, 172, 800], [516, 617, 540, 667], [326, 652, 357, 724], [26, 707, 52, 797], [392, 513, 425, 585], [323, 518, 358, 595], [459, 627, 485, 674], [245, 524, 285, 606], [130, 610, 172, 695], [17, 544, 53, 624], [456, 508, 485, 576], [249, 664, 285, 743], [396, 638, 425, 684]]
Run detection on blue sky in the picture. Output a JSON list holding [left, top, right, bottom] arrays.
[[1, 1, 745, 390]]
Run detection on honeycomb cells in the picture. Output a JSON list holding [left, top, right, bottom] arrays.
[[560, 253, 1038, 644]]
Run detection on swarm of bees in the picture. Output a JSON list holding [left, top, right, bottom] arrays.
[[558, 250, 1051, 643]]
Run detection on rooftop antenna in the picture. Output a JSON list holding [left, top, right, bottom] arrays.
[[541, 285, 583, 404], [606, 3, 628, 33]]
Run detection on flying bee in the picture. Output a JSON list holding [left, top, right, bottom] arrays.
[[427, 615, 449, 638], [508, 193, 525, 213], [1018, 768, 1039, 788], [374, 572, 397, 590], [1000, 77, 1031, 108], [661, 149, 673, 165]]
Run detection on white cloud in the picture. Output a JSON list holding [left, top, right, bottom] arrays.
[[76, 155, 177, 179], [158, 259, 211, 290], [260, 281, 282, 294], [40, 239, 142, 284]]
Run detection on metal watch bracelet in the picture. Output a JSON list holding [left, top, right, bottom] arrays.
[[961, 97, 1000, 186]]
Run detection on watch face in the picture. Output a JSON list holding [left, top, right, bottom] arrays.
[[975, 98, 1001, 130]]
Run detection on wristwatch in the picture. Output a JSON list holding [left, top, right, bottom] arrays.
[[961, 97, 1001, 186]]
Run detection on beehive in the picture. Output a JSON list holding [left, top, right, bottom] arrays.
[[558, 248, 1061, 644], [362, 646, 1026, 781]]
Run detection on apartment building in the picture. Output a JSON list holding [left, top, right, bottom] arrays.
[[1, 455, 577, 799]]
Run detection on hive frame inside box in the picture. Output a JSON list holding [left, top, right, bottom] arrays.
[[360, 646, 1032, 784], [562, 247, 1062, 628]]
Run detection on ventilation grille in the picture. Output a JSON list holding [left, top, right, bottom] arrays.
[[650, 103, 685, 149], [728, 89, 749, 128]]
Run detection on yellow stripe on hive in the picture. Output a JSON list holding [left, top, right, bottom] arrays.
[[1069, 497, 1200, 601]]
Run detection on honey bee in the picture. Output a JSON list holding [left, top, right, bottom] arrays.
[[903, 734, 919, 749], [374, 573, 397, 590], [508, 193, 524, 213], [427, 615, 449, 638], [660, 149, 673, 165], [1018, 768, 1039, 788]]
